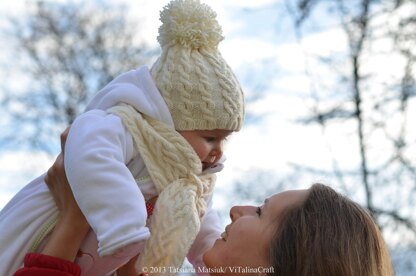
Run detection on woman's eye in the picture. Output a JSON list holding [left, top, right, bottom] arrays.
[[256, 206, 262, 216]]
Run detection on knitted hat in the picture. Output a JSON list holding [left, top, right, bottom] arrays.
[[150, 0, 245, 131]]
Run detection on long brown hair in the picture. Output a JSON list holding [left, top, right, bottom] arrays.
[[268, 183, 393, 276]]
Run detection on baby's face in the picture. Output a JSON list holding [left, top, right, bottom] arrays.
[[178, 129, 232, 170]]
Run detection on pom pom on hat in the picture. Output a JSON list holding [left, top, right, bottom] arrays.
[[151, 0, 245, 132], [157, 0, 224, 49]]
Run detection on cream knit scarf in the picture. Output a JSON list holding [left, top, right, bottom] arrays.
[[109, 104, 216, 274]]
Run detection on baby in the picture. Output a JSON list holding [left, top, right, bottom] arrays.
[[0, 0, 244, 275]]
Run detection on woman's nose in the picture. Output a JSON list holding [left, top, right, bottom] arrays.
[[230, 205, 256, 222]]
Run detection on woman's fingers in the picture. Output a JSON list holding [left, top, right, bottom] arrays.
[[45, 151, 87, 228], [60, 126, 71, 153], [116, 254, 140, 276], [45, 126, 70, 211], [45, 153, 65, 211]]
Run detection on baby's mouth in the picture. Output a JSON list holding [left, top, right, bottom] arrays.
[[202, 162, 209, 170]]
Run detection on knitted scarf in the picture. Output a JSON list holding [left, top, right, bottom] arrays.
[[109, 104, 216, 274]]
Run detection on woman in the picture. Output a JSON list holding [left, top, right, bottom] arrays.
[[14, 152, 393, 275], [203, 186, 393, 275]]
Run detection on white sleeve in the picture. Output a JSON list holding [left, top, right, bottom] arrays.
[[64, 109, 150, 256], [187, 195, 223, 275]]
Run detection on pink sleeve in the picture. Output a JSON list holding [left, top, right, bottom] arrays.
[[14, 253, 81, 276]]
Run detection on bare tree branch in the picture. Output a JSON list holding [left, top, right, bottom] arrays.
[[0, 1, 155, 154]]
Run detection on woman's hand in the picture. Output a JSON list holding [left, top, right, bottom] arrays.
[[116, 254, 140, 276], [44, 127, 86, 224], [45, 153, 88, 227], [42, 127, 90, 261]]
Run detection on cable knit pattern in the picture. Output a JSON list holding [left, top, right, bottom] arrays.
[[150, 0, 245, 132], [109, 104, 216, 275], [192, 50, 216, 127], [200, 48, 239, 117], [176, 48, 194, 128]]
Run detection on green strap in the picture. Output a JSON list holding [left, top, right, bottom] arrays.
[[29, 215, 59, 252]]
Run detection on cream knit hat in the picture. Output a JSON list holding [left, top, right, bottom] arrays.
[[150, 0, 245, 131]]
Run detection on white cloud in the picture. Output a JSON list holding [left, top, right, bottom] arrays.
[[0, 152, 53, 209]]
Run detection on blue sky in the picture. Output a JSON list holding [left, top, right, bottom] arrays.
[[0, 0, 399, 206], [1, 0, 330, 208]]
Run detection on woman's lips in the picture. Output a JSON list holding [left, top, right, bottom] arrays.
[[221, 225, 229, 241]]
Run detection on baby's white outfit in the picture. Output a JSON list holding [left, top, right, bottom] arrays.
[[0, 66, 222, 276]]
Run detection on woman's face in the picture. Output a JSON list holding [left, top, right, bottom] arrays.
[[203, 189, 308, 275]]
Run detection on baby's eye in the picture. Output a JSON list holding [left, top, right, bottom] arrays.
[[256, 206, 262, 217], [205, 137, 216, 142]]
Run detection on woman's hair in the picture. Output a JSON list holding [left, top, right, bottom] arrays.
[[268, 183, 393, 276]]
